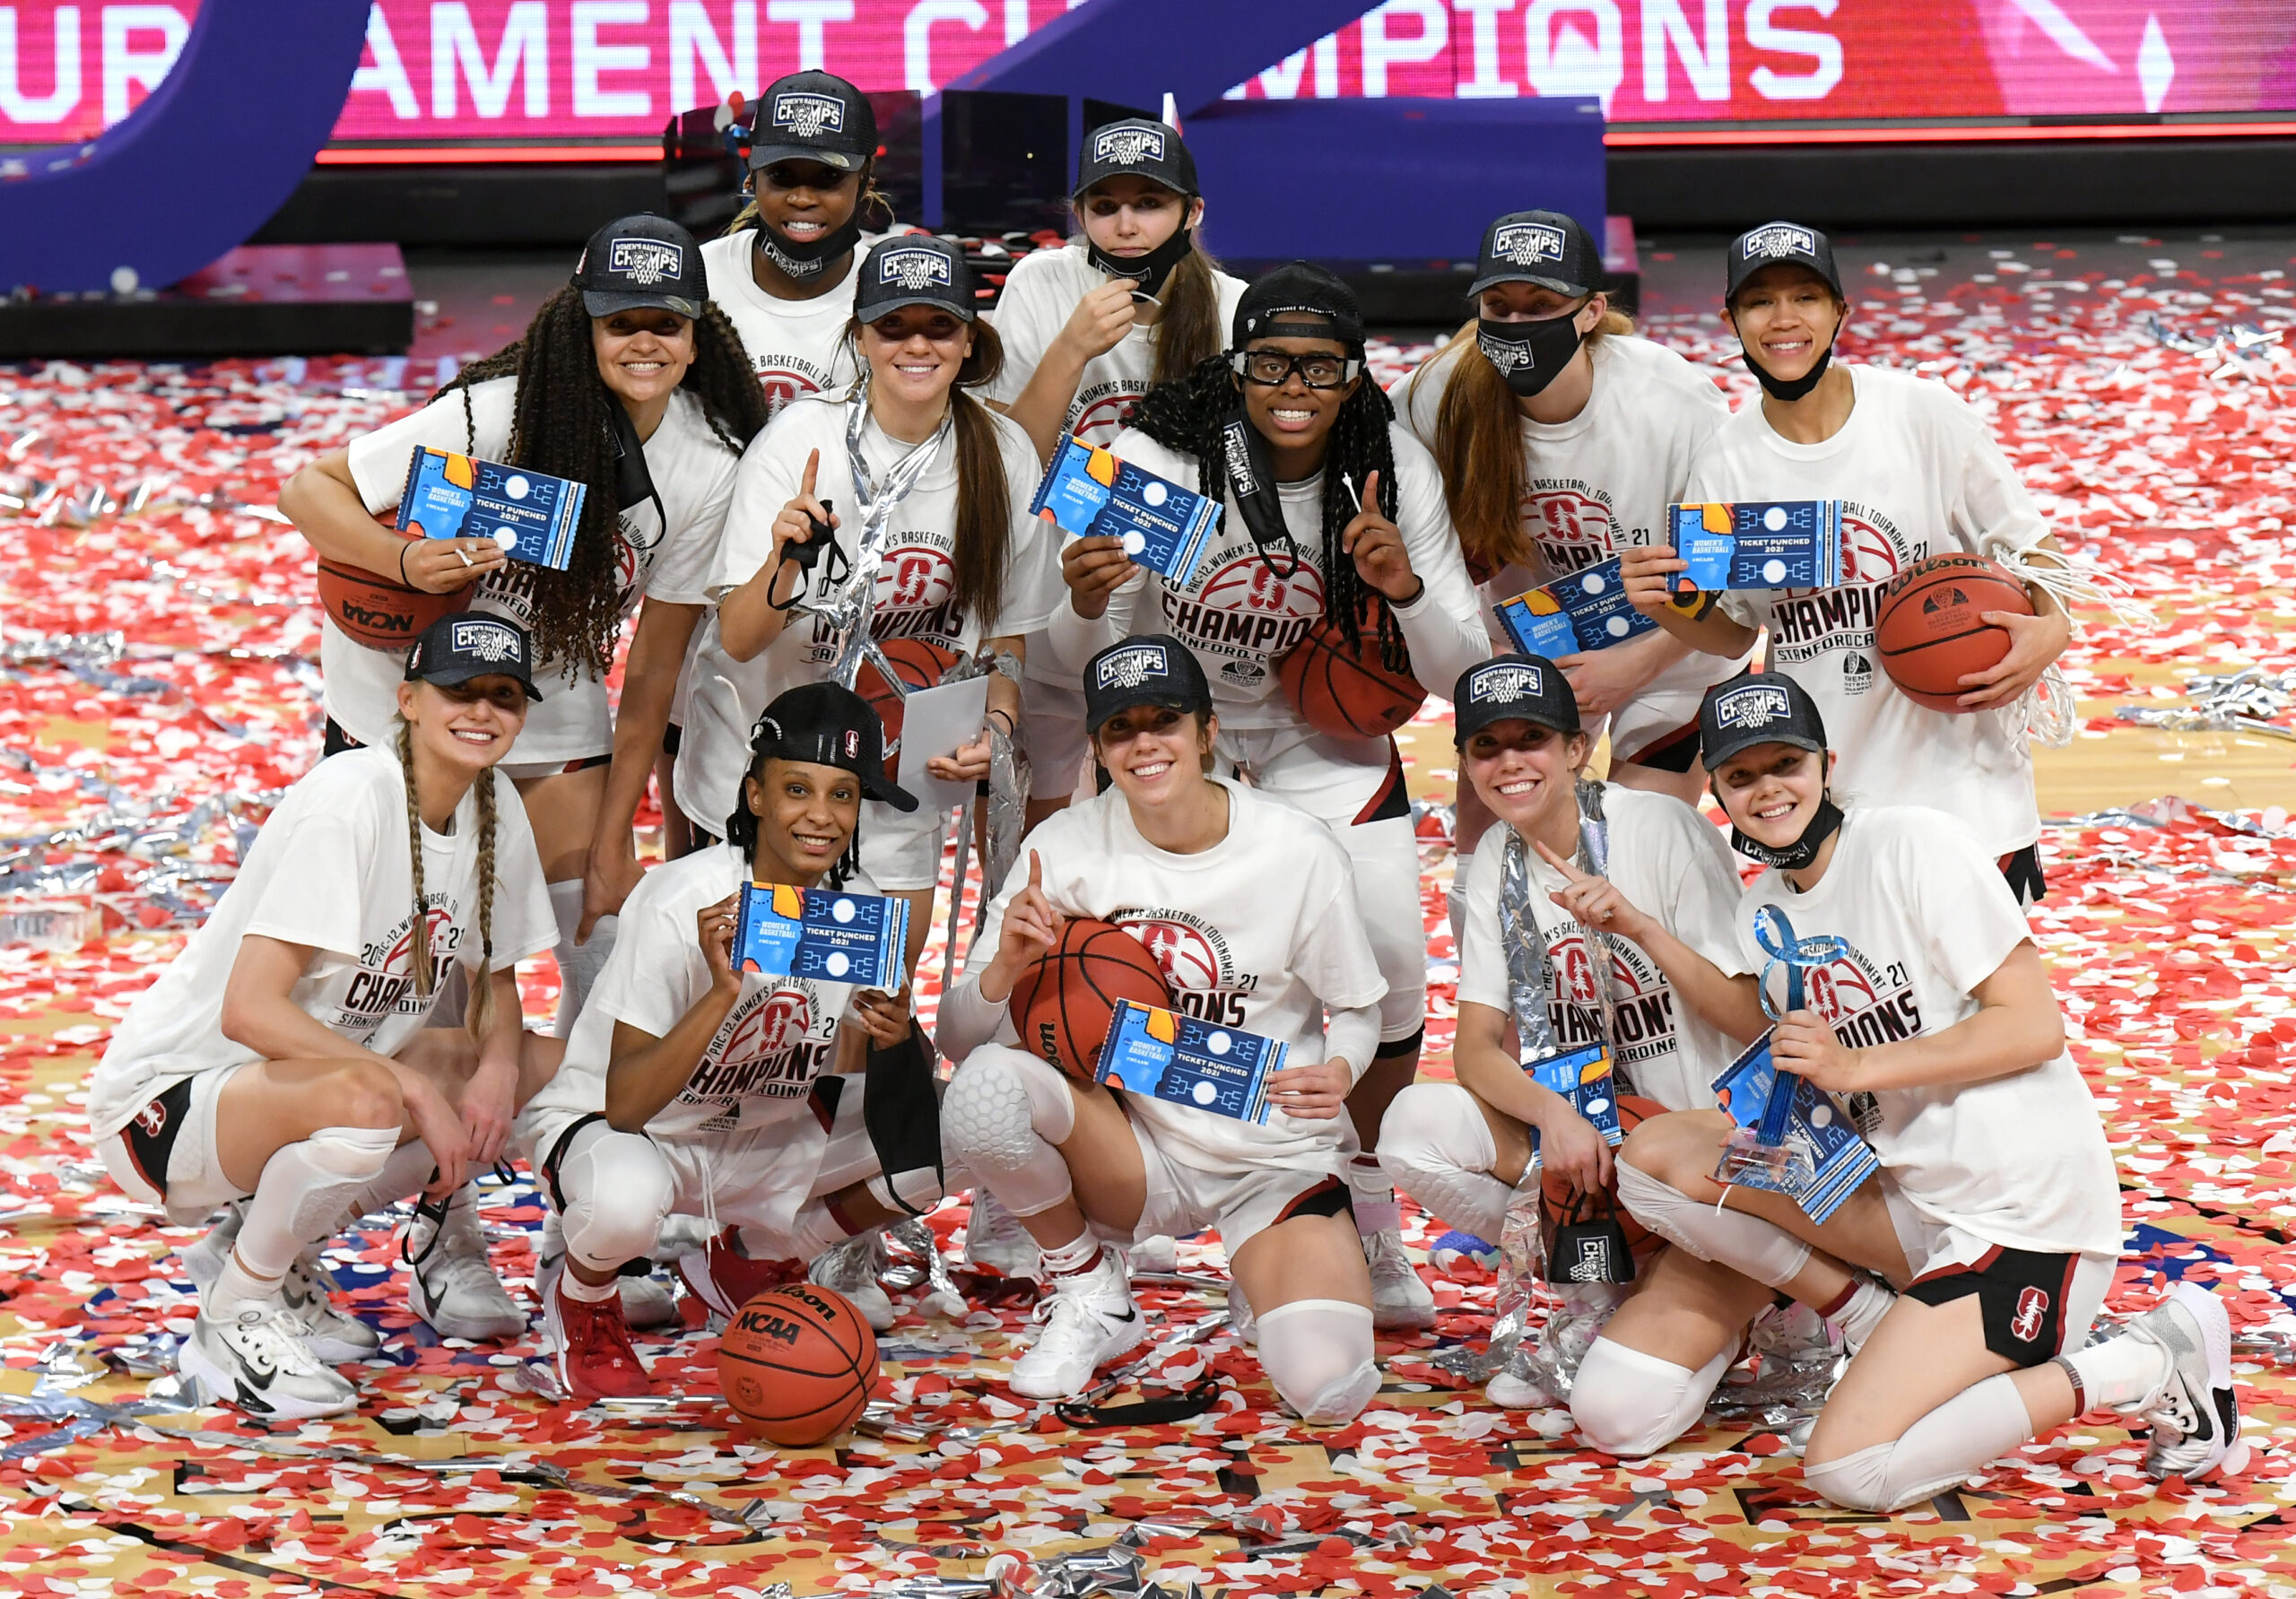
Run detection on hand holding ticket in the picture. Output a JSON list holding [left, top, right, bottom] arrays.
[[1666, 500, 1842, 593], [1030, 437, 1220, 586], [398, 447, 587, 571], [1096, 999, 1286, 1125], [1497, 557, 1658, 657], [735, 882, 909, 989]]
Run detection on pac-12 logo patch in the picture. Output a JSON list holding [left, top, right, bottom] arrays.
[[1492, 221, 1566, 265], [2011, 1284, 2049, 1343], [610, 239, 684, 284]]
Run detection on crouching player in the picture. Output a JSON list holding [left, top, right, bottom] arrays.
[[937, 637, 1390, 1424], [517, 684, 953, 1397]]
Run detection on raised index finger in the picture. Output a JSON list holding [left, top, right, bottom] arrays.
[[801, 448, 820, 499]]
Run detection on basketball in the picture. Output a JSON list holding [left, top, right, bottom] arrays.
[[1276, 602, 1428, 738], [1874, 554, 2034, 714], [315, 517, 474, 647], [857, 638, 961, 776], [716, 1282, 880, 1446], [1007, 917, 1173, 1081], [1542, 1093, 1664, 1255]]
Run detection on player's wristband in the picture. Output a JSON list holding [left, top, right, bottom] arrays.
[[398, 538, 413, 587], [1392, 575, 1426, 609]]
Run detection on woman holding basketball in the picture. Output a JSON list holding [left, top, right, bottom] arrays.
[[936, 637, 1389, 1421], [89, 617, 561, 1417], [1619, 221, 2073, 903], [983, 116, 1245, 824], [1047, 263, 1488, 1329], [1565, 670, 2240, 1504], [678, 235, 1063, 980]]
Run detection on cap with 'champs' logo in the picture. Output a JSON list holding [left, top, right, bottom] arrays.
[[1233, 261, 1365, 353], [1726, 219, 1841, 302], [404, 613, 544, 701], [1698, 669, 1830, 770], [572, 213, 704, 320], [854, 235, 977, 322], [1468, 209, 1602, 300], [1083, 634, 1212, 734], [1074, 117, 1198, 199], [749, 682, 917, 812], [747, 69, 877, 175], [1453, 655, 1579, 744]]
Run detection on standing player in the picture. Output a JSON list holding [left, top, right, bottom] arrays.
[[984, 117, 1246, 825], [679, 236, 1063, 980], [519, 685, 941, 1396], [1570, 672, 2241, 1503], [1048, 265, 1489, 1328], [937, 638, 1388, 1423], [1620, 222, 2073, 902], [89, 617, 561, 1416]]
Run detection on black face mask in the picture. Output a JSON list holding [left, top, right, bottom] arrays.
[[753, 209, 865, 282], [1477, 312, 1586, 398], [1730, 795, 1844, 872], [1740, 332, 1834, 402], [1087, 223, 1194, 303]]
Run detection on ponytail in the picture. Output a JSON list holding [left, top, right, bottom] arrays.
[[395, 719, 500, 1044], [396, 721, 437, 1007], [1151, 235, 1228, 388]]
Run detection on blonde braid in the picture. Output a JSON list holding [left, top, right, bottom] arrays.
[[464, 769, 500, 1044], [396, 721, 434, 1002]]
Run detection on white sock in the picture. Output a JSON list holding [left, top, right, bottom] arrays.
[[206, 1251, 284, 1318], [1040, 1232, 1100, 1278], [549, 881, 617, 1039], [558, 1269, 619, 1304], [1828, 1279, 1897, 1351], [2062, 1330, 2173, 1414], [1347, 1153, 1400, 1237]]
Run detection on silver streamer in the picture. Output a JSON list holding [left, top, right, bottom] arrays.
[[2115, 666, 2296, 741]]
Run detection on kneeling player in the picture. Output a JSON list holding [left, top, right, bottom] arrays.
[[937, 637, 1389, 1424], [517, 684, 953, 1398]]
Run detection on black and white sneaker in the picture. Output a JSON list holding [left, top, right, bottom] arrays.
[[2127, 1282, 2244, 1481], [183, 1204, 378, 1362], [407, 1186, 528, 1343], [180, 1300, 360, 1421], [1009, 1247, 1146, 1400]]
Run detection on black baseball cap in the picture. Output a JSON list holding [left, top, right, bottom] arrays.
[[854, 236, 977, 323], [751, 682, 917, 812], [1083, 635, 1212, 734], [1453, 655, 1578, 744], [1698, 670, 1829, 771], [1074, 117, 1198, 200], [1468, 210, 1602, 300], [1726, 221, 1842, 303], [404, 613, 544, 701], [572, 214, 704, 319], [1234, 262, 1365, 353], [747, 70, 876, 175]]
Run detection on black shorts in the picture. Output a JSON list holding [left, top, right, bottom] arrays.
[[1998, 844, 2046, 906], [123, 1078, 194, 1199], [1904, 1244, 2080, 1366], [1274, 1175, 1355, 1228], [1619, 718, 1701, 774], [322, 717, 364, 759]]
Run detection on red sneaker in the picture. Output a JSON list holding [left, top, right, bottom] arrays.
[[673, 1230, 805, 1322], [544, 1280, 654, 1400]]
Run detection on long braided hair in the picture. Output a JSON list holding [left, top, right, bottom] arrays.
[[435, 286, 770, 676], [396, 719, 499, 1044], [1126, 348, 1408, 671]]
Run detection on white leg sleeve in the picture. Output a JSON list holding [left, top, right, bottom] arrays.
[[1257, 1299, 1379, 1426], [552, 1119, 676, 1275], [549, 881, 617, 1040], [335, 1139, 439, 1230], [1377, 1081, 1510, 1243], [942, 1045, 1077, 1219], [1615, 1157, 1812, 1288], [1570, 1336, 1734, 1457], [1805, 1373, 2034, 1513], [236, 1125, 401, 1279]]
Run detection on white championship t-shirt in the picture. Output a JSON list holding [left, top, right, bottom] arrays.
[[335, 377, 739, 764], [1046, 422, 1489, 734], [701, 229, 876, 416], [1687, 364, 2048, 856], [90, 748, 557, 1140], [526, 844, 878, 1143], [1737, 805, 2118, 1257], [1454, 786, 1751, 1112], [675, 394, 1064, 836], [965, 778, 1387, 1173]]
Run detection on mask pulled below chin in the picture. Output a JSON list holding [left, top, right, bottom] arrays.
[[1086, 224, 1195, 302], [1740, 335, 1834, 402], [756, 211, 865, 281], [1730, 795, 1844, 872]]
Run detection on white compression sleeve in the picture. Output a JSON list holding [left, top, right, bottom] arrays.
[[1256, 1299, 1379, 1426], [932, 977, 1009, 1065], [1322, 1004, 1382, 1088], [1570, 1337, 1734, 1457], [1614, 1157, 1813, 1288], [549, 881, 617, 1040], [551, 1118, 677, 1275], [1805, 1373, 2036, 1513], [942, 1045, 1078, 1218]]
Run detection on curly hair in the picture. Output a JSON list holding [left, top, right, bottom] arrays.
[[1126, 351, 1407, 672], [437, 286, 770, 676]]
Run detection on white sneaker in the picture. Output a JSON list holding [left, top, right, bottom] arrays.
[[961, 1190, 1039, 1278], [407, 1187, 528, 1343], [1010, 1248, 1148, 1400], [535, 1212, 681, 1332], [1366, 1229, 1437, 1330], [179, 1202, 245, 1290], [810, 1233, 895, 1332], [1227, 1276, 1258, 1346], [1126, 1234, 1178, 1274], [182, 1204, 378, 1362], [2122, 1282, 2242, 1482], [1486, 1369, 1560, 1410], [181, 1299, 360, 1421]]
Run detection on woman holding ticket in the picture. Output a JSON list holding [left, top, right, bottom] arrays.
[[936, 637, 1390, 1424], [1567, 671, 2240, 1507]]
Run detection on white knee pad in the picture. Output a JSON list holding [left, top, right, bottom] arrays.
[[1805, 1373, 2034, 1514], [553, 1120, 676, 1274], [1257, 1299, 1379, 1426], [1803, 1439, 1900, 1515], [1570, 1337, 1732, 1457], [1614, 1157, 1812, 1288], [238, 1123, 403, 1280], [942, 1046, 1076, 1217], [1376, 1082, 1510, 1243]]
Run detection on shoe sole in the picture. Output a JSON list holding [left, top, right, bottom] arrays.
[[1010, 1316, 1152, 1402], [410, 1275, 528, 1343], [1372, 1303, 1439, 1332], [179, 1340, 357, 1421]]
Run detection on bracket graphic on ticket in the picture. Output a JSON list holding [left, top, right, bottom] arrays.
[[1521, 1041, 1625, 1149], [1667, 500, 1842, 594], [1030, 436, 1220, 587], [1096, 999, 1286, 1125], [1496, 556, 1658, 657], [735, 882, 909, 989], [397, 446, 587, 571], [1709, 1032, 1878, 1223]]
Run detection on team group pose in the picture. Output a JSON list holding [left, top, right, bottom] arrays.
[[90, 66, 2241, 1501]]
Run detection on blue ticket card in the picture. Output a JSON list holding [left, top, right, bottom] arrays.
[[1029, 436, 1221, 587], [1668, 501, 1841, 594], [735, 882, 909, 990], [1522, 1041, 1624, 1147], [1096, 999, 1286, 1125], [1495, 557, 1657, 657], [1709, 1032, 1877, 1223], [397, 446, 587, 571]]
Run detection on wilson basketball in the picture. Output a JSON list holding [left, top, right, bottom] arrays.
[[1874, 554, 2033, 714], [1277, 603, 1428, 738], [315, 518, 474, 647], [717, 1282, 880, 1446], [1542, 1093, 1663, 1254], [1008, 917, 1173, 1081], [856, 638, 961, 777]]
